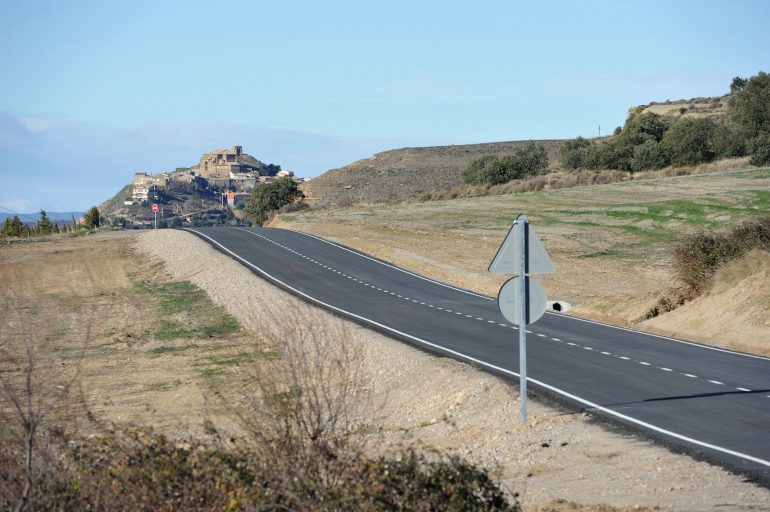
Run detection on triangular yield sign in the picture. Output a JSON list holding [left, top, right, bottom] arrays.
[[488, 214, 555, 275]]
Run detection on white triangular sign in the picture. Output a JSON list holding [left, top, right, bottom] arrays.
[[488, 214, 555, 275]]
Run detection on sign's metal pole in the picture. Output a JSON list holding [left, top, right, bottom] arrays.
[[518, 218, 528, 424]]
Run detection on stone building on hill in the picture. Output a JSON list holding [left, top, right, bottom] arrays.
[[192, 146, 265, 182]]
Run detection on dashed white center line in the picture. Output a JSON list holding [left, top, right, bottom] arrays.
[[256, 232, 763, 399]]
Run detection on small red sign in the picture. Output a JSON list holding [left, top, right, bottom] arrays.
[[152, 203, 158, 213]]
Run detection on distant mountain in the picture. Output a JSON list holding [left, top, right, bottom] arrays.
[[0, 212, 84, 224]]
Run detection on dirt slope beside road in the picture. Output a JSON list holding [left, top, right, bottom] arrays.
[[137, 229, 770, 511]]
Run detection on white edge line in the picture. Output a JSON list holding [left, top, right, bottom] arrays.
[[186, 228, 770, 470], [289, 229, 770, 363]]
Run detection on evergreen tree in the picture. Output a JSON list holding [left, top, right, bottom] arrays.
[[38, 210, 54, 235], [1, 215, 25, 238], [82, 206, 101, 229], [245, 178, 304, 226]]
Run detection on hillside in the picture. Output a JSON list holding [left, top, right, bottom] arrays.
[[629, 93, 732, 124], [301, 91, 741, 209], [300, 139, 564, 208]]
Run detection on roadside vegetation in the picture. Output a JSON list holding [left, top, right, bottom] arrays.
[[673, 216, 770, 293]]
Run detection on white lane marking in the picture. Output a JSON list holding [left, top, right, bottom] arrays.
[[287, 229, 770, 363], [295, 229, 493, 300], [466, 314, 473, 318], [567, 342, 577, 346], [487, 320, 496, 324], [476, 317, 484, 321], [191, 226, 770, 471], [619, 356, 630, 360], [498, 322, 507, 326], [601, 351, 611, 355], [233, 229, 761, 410], [683, 373, 698, 378], [659, 367, 673, 372], [708, 380, 725, 385], [737, 388, 751, 392], [552, 338, 561, 342]]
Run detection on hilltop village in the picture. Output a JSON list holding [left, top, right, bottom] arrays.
[[105, 146, 307, 227]]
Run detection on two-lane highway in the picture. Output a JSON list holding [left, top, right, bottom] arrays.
[[186, 226, 770, 485]]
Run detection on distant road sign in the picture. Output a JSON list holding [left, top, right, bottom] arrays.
[[489, 214, 554, 275], [152, 203, 158, 213], [497, 276, 547, 326]]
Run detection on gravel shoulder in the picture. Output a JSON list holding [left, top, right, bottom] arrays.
[[137, 229, 770, 511]]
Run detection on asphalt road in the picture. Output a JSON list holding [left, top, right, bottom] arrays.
[[186, 226, 770, 485]]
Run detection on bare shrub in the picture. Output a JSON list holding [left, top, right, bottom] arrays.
[[674, 216, 770, 293], [236, 304, 372, 508]]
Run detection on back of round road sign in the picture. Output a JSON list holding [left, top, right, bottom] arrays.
[[497, 276, 547, 326]]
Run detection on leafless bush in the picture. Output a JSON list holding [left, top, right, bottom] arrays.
[[236, 302, 372, 507]]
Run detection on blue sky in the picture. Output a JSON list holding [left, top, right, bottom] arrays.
[[1, 0, 769, 212]]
